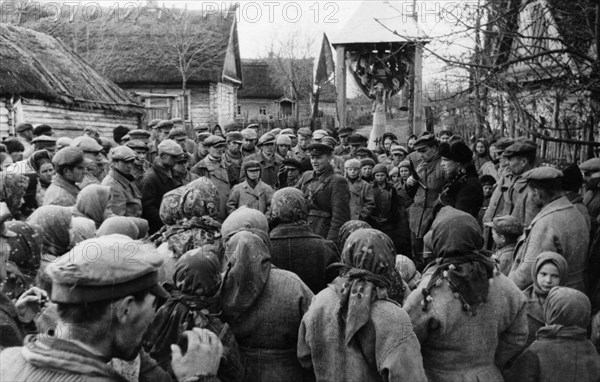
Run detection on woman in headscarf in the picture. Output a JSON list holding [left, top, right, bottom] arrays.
[[26, 205, 73, 263], [269, 187, 339, 294], [473, 138, 491, 173], [220, 207, 314, 382], [298, 228, 427, 381], [404, 206, 528, 382], [30, 151, 54, 208], [74, 184, 112, 228], [522, 252, 568, 348], [97, 216, 149, 239], [504, 287, 600, 382], [145, 246, 244, 382], [2, 221, 42, 300], [336, 220, 371, 251], [0, 172, 29, 219]]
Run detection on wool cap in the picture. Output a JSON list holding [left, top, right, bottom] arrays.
[[438, 141, 473, 164], [344, 158, 361, 169], [33, 124, 52, 136], [276, 134, 292, 146], [46, 234, 169, 303], [360, 158, 376, 168], [372, 164, 388, 175]]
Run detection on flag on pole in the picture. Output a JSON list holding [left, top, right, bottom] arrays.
[[315, 33, 335, 85]]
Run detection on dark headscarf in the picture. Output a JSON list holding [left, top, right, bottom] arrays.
[[26, 205, 73, 257], [0, 172, 29, 216], [544, 287, 591, 329], [336, 220, 372, 251], [270, 187, 307, 226], [145, 246, 223, 369], [328, 228, 400, 344], [220, 231, 271, 320], [97, 216, 149, 239], [4, 221, 42, 278], [154, 178, 222, 257], [422, 206, 494, 315], [75, 184, 111, 228]]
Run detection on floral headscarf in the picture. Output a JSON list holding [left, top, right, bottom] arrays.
[[159, 187, 185, 226], [28, 150, 52, 173], [97, 217, 149, 239], [220, 231, 271, 320], [328, 228, 402, 344], [75, 184, 111, 228], [26, 205, 73, 257], [270, 187, 307, 226], [180, 177, 219, 220], [336, 220, 372, 251], [0, 172, 29, 216]]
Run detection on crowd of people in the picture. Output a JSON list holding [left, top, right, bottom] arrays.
[[0, 119, 599, 381]]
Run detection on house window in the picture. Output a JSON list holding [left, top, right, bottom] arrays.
[[259, 106, 267, 115]]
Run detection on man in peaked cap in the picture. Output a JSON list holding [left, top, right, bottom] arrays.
[[102, 145, 143, 218], [279, 157, 304, 187], [223, 131, 244, 186], [227, 159, 275, 215], [0, 234, 223, 382], [345, 133, 368, 160], [243, 132, 283, 188], [276, 134, 292, 159], [292, 127, 312, 163], [147, 120, 174, 163], [240, 128, 258, 159], [126, 139, 150, 189], [295, 142, 350, 241], [405, 132, 445, 265], [311, 129, 329, 143], [334, 127, 353, 156], [191, 135, 230, 221], [129, 129, 151, 144], [141, 139, 183, 234], [14, 123, 34, 159], [580, 158, 600, 221], [437, 141, 483, 218], [169, 127, 196, 166], [509, 166, 589, 292], [280, 128, 298, 148], [484, 215, 523, 275], [71, 136, 105, 189], [43, 147, 86, 207]]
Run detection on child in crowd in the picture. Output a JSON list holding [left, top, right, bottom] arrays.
[[484, 215, 523, 275], [360, 158, 375, 183], [344, 159, 375, 221], [478, 175, 496, 226], [368, 164, 404, 253]]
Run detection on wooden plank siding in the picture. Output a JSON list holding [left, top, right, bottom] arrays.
[[0, 101, 9, 137]]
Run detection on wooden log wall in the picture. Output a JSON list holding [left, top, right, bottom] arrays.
[[0, 101, 9, 137]]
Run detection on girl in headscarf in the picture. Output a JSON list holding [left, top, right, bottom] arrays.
[[0, 172, 29, 218], [30, 151, 54, 207], [269, 187, 339, 294], [74, 184, 112, 228], [523, 252, 568, 347], [97, 216, 149, 239], [26, 206, 73, 262], [504, 287, 600, 382], [298, 228, 427, 381], [404, 206, 528, 382], [473, 138, 491, 173], [145, 246, 244, 382], [220, 208, 313, 382]]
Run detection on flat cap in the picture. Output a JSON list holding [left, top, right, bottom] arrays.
[[257, 133, 276, 146], [348, 134, 368, 145], [438, 141, 473, 164], [276, 134, 291, 146], [580, 158, 600, 172], [203, 135, 226, 147], [282, 158, 302, 169], [390, 144, 408, 155], [158, 139, 184, 156], [399, 160, 411, 169], [120, 134, 131, 142], [71, 136, 103, 153], [280, 128, 296, 137], [484, 215, 524, 238], [522, 166, 563, 182], [16, 123, 33, 132], [32, 135, 57, 144], [413, 133, 437, 149], [306, 143, 333, 156], [171, 118, 184, 124], [241, 128, 258, 140], [297, 127, 313, 138], [168, 127, 187, 139], [338, 128, 353, 137], [129, 129, 151, 139], [270, 128, 281, 136], [360, 158, 376, 168], [502, 141, 537, 158], [33, 124, 52, 136], [56, 137, 72, 148], [193, 124, 210, 132], [320, 136, 337, 150], [373, 164, 388, 175], [147, 119, 161, 129], [223, 122, 238, 133], [156, 120, 174, 131], [197, 132, 212, 142], [246, 123, 260, 130], [226, 131, 243, 143], [492, 137, 515, 152], [312, 129, 329, 140], [111, 146, 137, 161], [356, 147, 373, 157], [46, 234, 169, 303], [52, 147, 84, 167], [479, 175, 497, 185]]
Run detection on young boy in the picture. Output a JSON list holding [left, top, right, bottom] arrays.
[[478, 175, 496, 226], [360, 158, 375, 183], [344, 159, 374, 221], [484, 215, 523, 275], [227, 160, 274, 215]]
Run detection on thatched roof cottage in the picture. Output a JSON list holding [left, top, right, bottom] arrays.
[[0, 24, 144, 137]]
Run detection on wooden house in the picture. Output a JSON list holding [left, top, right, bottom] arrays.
[[15, 3, 242, 129], [0, 24, 143, 138]]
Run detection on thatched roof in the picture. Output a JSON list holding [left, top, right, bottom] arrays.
[[238, 60, 285, 99], [0, 24, 142, 113], [16, 4, 242, 87]]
